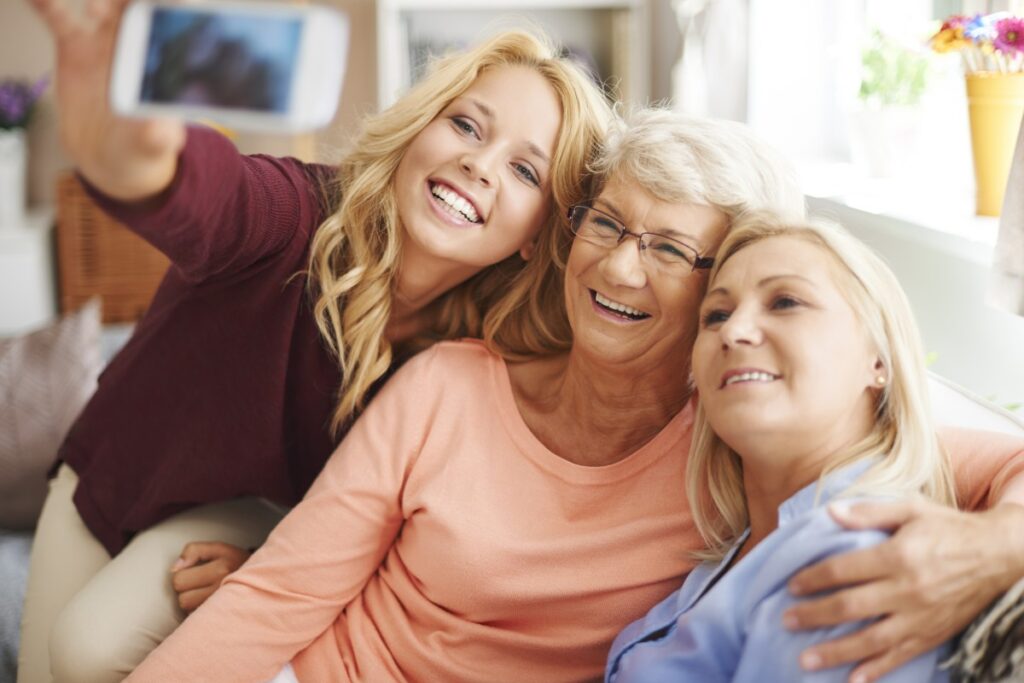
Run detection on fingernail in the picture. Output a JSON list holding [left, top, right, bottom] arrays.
[[789, 579, 805, 596], [171, 558, 186, 572], [829, 501, 852, 519], [783, 612, 799, 629], [850, 674, 868, 683], [801, 652, 822, 671]]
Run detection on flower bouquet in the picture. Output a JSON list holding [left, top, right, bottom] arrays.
[[931, 14, 1024, 215]]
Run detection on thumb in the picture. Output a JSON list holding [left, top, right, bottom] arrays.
[[829, 499, 919, 531]]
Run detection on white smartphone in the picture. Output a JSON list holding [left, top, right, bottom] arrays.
[[110, 0, 349, 132]]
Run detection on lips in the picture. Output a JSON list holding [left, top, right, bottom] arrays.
[[590, 289, 651, 321], [429, 180, 483, 224], [719, 368, 780, 389]]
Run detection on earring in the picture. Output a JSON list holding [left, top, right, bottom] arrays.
[[875, 375, 887, 386]]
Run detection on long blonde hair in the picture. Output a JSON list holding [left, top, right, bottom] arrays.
[[307, 31, 611, 435], [686, 216, 958, 560]]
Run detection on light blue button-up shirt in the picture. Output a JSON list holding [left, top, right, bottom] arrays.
[[606, 460, 950, 682]]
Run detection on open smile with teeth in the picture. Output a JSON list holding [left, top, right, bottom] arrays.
[[592, 290, 651, 321], [722, 371, 779, 388], [430, 182, 482, 223]]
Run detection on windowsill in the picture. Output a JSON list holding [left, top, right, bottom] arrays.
[[798, 161, 999, 265]]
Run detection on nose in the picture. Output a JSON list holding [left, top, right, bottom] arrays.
[[459, 147, 497, 187], [598, 238, 647, 289], [720, 305, 762, 349]]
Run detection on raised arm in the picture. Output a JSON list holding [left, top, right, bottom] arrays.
[[32, 0, 331, 282], [124, 348, 441, 683], [30, 0, 184, 201]]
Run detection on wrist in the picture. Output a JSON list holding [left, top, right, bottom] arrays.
[[988, 503, 1024, 587]]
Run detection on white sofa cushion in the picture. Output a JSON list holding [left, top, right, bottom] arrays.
[[929, 372, 1024, 437]]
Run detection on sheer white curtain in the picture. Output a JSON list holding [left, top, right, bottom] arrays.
[[992, 114, 1024, 316], [671, 0, 749, 121]]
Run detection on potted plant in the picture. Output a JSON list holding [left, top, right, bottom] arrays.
[[0, 76, 49, 227], [850, 30, 930, 177]]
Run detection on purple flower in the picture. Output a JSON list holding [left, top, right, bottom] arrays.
[[995, 17, 1024, 55], [0, 75, 49, 130]]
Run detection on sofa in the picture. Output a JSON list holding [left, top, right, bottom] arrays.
[[0, 360, 1021, 683]]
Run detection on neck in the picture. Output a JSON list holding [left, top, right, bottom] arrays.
[[737, 418, 873, 556], [512, 348, 693, 466], [387, 245, 481, 343]]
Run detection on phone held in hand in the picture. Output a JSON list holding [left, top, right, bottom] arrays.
[[110, 0, 348, 133]]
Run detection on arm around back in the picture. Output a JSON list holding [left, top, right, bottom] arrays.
[[124, 344, 445, 683]]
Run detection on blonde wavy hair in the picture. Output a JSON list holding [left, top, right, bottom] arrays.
[[307, 31, 611, 435], [686, 215, 958, 561]]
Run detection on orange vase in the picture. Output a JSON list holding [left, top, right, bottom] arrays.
[[966, 72, 1024, 217]]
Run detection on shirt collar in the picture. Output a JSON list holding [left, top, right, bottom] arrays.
[[777, 458, 877, 526]]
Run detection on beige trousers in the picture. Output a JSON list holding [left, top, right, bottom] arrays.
[[18, 464, 286, 683]]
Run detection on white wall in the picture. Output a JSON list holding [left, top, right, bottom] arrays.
[[809, 197, 1024, 410]]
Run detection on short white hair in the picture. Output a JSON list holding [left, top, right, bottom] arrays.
[[590, 107, 806, 221]]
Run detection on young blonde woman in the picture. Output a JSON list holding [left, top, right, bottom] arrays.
[[20, 1, 611, 681], [605, 216, 1009, 682]]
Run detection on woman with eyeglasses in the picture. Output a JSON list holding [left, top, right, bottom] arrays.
[[125, 110, 1024, 683]]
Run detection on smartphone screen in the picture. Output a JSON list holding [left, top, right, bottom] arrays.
[[139, 7, 302, 113]]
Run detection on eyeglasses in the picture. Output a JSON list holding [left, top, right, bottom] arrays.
[[566, 205, 714, 274]]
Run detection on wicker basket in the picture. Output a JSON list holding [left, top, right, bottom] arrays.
[[55, 172, 169, 323]]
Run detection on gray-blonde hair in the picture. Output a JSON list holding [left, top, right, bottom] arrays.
[[686, 215, 958, 561], [589, 108, 806, 221]]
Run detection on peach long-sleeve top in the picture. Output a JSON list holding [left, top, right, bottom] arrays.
[[127, 340, 1024, 683]]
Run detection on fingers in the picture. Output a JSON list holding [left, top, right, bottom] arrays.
[[176, 585, 216, 613], [789, 545, 890, 597], [845, 642, 923, 683], [785, 582, 898, 629], [172, 541, 232, 571], [799, 617, 903, 673], [829, 499, 928, 532], [29, 0, 77, 40], [171, 561, 227, 594]]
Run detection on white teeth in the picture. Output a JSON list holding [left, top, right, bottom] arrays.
[[594, 292, 648, 318], [430, 183, 480, 223], [724, 372, 777, 386]]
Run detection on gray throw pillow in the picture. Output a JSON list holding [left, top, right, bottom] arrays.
[[0, 299, 101, 529]]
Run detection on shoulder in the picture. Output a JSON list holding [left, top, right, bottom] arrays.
[[386, 339, 500, 391], [751, 502, 890, 596]]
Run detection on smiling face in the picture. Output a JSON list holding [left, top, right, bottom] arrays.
[[564, 175, 729, 377], [692, 235, 880, 461], [393, 65, 562, 273]]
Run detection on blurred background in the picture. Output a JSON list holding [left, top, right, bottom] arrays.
[[0, 0, 1022, 403]]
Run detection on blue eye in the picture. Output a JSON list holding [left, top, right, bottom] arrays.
[[451, 117, 479, 138], [513, 162, 539, 187]]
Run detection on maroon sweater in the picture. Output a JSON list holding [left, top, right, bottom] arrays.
[[59, 127, 348, 555]]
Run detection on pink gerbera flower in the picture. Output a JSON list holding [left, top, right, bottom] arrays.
[[995, 17, 1024, 54]]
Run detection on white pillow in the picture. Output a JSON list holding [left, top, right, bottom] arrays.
[[0, 300, 102, 529]]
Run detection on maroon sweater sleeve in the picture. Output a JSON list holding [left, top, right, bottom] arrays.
[[78, 125, 334, 284]]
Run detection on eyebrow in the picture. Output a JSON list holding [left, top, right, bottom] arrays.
[[706, 273, 816, 298], [592, 197, 702, 243], [465, 97, 551, 165]]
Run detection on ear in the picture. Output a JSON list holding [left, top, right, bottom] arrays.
[[519, 239, 537, 261], [869, 357, 887, 390]]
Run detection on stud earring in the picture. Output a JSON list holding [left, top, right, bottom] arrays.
[[875, 375, 887, 386]]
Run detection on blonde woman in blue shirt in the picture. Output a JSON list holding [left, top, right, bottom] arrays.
[[606, 215, 959, 682]]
